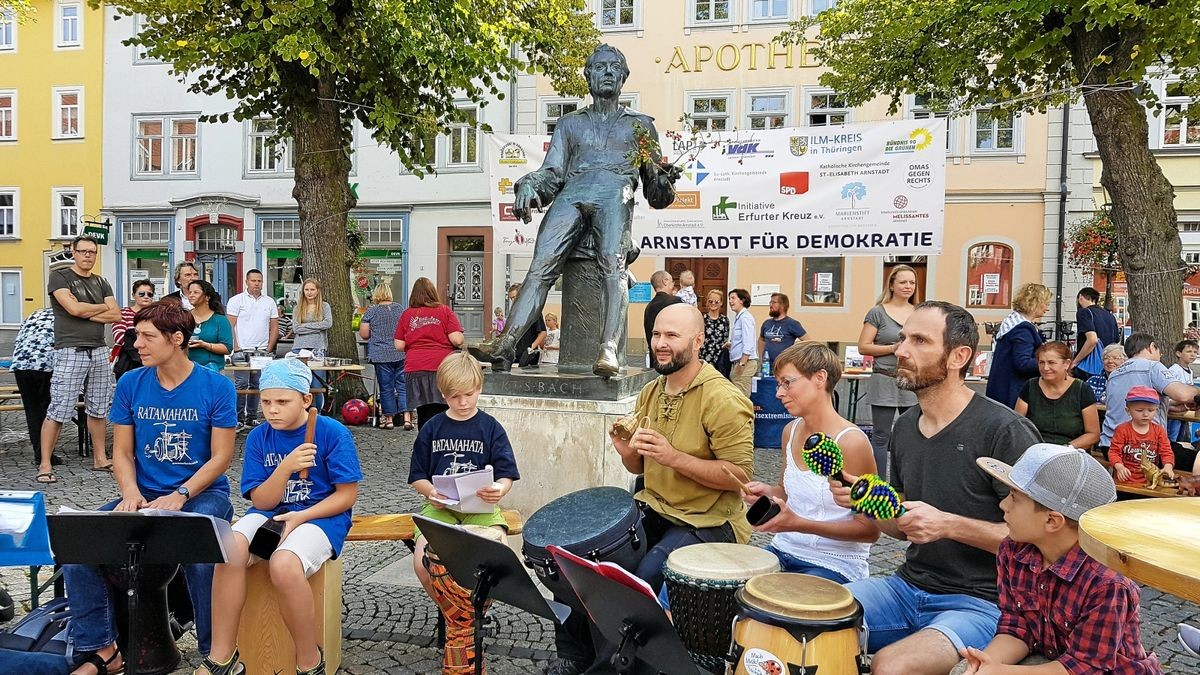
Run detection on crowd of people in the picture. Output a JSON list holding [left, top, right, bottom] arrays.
[[3, 240, 1189, 675]]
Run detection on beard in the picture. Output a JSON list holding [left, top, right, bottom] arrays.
[[768, 309, 780, 319], [653, 349, 693, 375], [895, 357, 949, 391]]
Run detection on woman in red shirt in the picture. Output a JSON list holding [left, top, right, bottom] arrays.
[[394, 277, 466, 429]]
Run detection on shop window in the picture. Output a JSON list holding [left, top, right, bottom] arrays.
[[965, 242, 1014, 308], [121, 218, 170, 246], [806, 91, 848, 126], [801, 257, 845, 306]]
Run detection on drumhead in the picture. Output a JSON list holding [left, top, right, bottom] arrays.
[[523, 487, 638, 550], [665, 543, 780, 581], [741, 573, 857, 621]]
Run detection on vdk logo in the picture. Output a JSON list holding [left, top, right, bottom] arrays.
[[711, 196, 738, 220], [779, 172, 810, 196], [683, 161, 710, 184]]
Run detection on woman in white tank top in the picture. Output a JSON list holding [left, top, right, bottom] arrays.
[[743, 342, 879, 583]]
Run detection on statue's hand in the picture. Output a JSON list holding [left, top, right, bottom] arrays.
[[658, 161, 682, 183], [513, 183, 542, 224]]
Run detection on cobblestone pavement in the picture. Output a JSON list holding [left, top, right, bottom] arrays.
[[0, 408, 1196, 673]]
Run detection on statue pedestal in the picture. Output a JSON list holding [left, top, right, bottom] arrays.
[[558, 257, 628, 374], [478, 385, 649, 517]]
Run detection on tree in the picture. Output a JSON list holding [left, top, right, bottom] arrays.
[[0, 0, 35, 23], [97, 0, 598, 401], [1065, 207, 1119, 310], [781, 0, 1200, 345]]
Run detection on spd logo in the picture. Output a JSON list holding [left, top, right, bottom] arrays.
[[779, 171, 810, 196]]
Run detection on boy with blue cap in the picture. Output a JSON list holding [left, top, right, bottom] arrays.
[[957, 444, 1161, 674], [198, 359, 362, 675]]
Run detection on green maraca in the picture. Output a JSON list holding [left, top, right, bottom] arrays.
[[803, 432, 852, 486], [848, 473, 907, 520]]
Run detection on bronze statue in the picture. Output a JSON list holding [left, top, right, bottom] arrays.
[[471, 44, 681, 376]]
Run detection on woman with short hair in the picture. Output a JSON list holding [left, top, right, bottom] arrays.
[[1015, 341, 1100, 449], [985, 282, 1051, 408]]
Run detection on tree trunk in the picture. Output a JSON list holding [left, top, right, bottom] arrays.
[[291, 76, 367, 405], [1070, 30, 1183, 351]]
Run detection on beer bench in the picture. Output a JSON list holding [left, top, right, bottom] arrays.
[[1091, 454, 1193, 498], [0, 398, 91, 456]]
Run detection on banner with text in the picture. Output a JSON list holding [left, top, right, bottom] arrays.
[[487, 118, 945, 256]]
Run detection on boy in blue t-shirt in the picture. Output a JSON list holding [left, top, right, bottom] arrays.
[[408, 351, 520, 598], [199, 358, 362, 675]]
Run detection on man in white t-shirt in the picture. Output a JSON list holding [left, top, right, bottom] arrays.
[[226, 269, 279, 428]]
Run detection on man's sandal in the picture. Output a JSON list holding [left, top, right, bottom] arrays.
[[74, 649, 124, 675], [194, 648, 244, 675]]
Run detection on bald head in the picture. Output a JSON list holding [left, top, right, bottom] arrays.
[[651, 304, 704, 376], [657, 303, 704, 337]]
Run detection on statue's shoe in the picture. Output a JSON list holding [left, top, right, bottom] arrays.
[[593, 344, 621, 378], [468, 337, 516, 372]]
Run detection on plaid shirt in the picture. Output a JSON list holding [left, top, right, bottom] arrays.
[[996, 538, 1162, 674]]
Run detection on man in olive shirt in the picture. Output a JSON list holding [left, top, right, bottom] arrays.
[[39, 236, 123, 481]]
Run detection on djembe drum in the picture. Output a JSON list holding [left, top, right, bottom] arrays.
[[424, 525, 507, 675], [101, 563, 182, 675], [730, 573, 865, 675], [663, 543, 780, 672]]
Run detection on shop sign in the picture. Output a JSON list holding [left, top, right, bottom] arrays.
[[359, 249, 405, 259], [83, 225, 110, 245]]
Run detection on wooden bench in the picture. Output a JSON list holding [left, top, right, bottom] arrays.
[[346, 510, 524, 543], [1091, 454, 1193, 498]]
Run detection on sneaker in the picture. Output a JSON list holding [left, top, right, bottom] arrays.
[[543, 659, 588, 675]]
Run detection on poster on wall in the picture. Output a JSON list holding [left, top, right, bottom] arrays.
[[982, 273, 1001, 294], [487, 118, 946, 257]]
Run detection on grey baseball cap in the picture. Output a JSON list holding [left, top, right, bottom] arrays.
[[976, 443, 1117, 521]]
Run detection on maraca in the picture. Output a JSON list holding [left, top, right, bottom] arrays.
[[803, 432, 852, 486], [848, 473, 906, 520]]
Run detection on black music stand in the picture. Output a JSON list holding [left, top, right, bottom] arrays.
[[551, 550, 702, 675], [413, 515, 570, 675], [47, 513, 227, 675]]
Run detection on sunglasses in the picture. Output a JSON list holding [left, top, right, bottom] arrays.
[[136, 291, 154, 297]]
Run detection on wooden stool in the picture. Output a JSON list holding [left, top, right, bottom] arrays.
[[237, 556, 343, 674]]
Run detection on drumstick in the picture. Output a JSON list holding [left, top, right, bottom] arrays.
[[721, 465, 752, 492], [300, 406, 318, 480]]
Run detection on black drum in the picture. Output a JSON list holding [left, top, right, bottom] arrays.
[[522, 487, 646, 602], [101, 563, 181, 675]]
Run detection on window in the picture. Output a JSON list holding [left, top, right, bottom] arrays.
[[358, 217, 405, 246], [134, 115, 199, 176], [53, 88, 83, 139], [801, 257, 845, 306], [973, 106, 1016, 152], [751, 0, 789, 20], [0, 190, 16, 237], [746, 90, 790, 130], [247, 118, 293, 174], [261, 217, 301, 245], [446, 107, 478, 166], [597, 0, 639, 29], [965, 243, 1014, 308], [1162, 81, 1200, 147], [0, 91, 14, 140], [56, 1, 81, 48], [132, 14, 162, 63], [0, 10, 14, 51], [808, 0, 837, 15], [692, 0, 732, 22], [807, 91, 848, 126], [688, 93, 732, 131], [544, 100, 580, 134], [911, 94, 951, 152], [0, 270, 21, 325], [52, 188, 81, 238], [120, 218, 170, 246]]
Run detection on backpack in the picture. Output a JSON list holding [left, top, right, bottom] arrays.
[[113, 326, 142, 379], [0, 597, 71, 656]]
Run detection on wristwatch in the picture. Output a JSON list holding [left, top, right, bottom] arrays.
[[176, 486, 190, 498]]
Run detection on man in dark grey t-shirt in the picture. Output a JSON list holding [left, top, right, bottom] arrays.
[[832, 301, 1041, 675], [38, 236, 122, 483]]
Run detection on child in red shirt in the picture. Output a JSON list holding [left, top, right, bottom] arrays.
[[1108, 385, 1176, 484]]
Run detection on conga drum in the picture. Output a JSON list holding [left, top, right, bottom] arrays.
[[731, 573, 864, 675], [522, 487, 647, 603], [425, 525, 507, 675], [662, 543, 780, 672], [101, 563, 182, 675]]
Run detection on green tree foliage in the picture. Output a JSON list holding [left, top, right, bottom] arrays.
[[0, 0, 36, 22], [93, 0, 598, 398], [782, 0, 1200, 345]]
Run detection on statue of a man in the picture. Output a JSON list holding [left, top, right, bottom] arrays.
[[471, 44, 680, 376]]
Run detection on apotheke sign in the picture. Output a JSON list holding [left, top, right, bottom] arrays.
[[657, 41, 820, 73]]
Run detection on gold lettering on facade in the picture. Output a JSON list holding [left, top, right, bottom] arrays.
[[693, 45, 714, 72], [767, 42, 793, 69], [665, 47, 691, 73], [663, 43, 817, 73], [715, 44, 741, 71], [741, 43, 761, 70]]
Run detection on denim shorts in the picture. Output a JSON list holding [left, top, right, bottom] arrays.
[[846, 574, 1000, 654], [765, 544, 852, 584]]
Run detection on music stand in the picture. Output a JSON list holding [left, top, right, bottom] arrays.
[[47, 513, 227, 675], [551, 550, 702, 675], [413, 515, 570, 675]]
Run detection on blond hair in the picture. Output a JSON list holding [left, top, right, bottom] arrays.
[[436, 351, 484, 396], [774, 341, 842, 393], [679, 270, 695, 286], [1012, 282, 1052, 315], [295, 278, 325, 323], [371, 284, 393, 303], [876, 265, 918, 305]]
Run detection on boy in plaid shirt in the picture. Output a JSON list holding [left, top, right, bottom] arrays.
[[957, 444, 1162, 674]]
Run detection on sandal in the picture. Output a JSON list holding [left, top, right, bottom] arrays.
[[73, 649, 124, 675], [91, 464, 114, 473], [194, 648, 244, 675], [403, 416, 415, 431], [36, 472, 57, 484], [379, 418, 393, 429], [297, 647, 325, 675]]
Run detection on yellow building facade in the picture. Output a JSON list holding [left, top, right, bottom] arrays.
[[527, 2, 1054, 353], [0, 0, 104, 325]]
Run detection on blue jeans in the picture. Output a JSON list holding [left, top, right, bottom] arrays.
[[765, 544, 851, 583], [63, 491, 234, 655], [233, 370, 260, 422], [374, 361, 407, 416], [0, 649, 72, 675], [846, 574, 1000, 654]]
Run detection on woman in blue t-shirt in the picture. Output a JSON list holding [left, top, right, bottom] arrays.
[[187, 279, 233, 372]]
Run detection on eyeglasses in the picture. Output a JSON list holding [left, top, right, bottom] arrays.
[[73, 249, 97, 256], [135, 292, 154, 298], [777, 376, 802, 391]]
